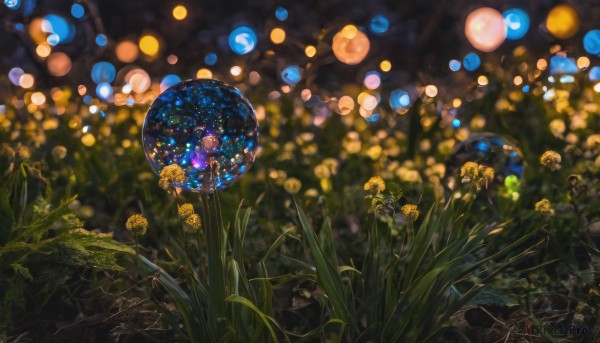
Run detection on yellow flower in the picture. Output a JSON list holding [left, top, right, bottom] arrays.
[[183, 213, 202, 232], [535, 199, 554, 216], [125, 214, 148, 235], [159, 164, 186, 190], [364, 176, 385, 193], [540, 150, 561, 171], [51, 145, 67, 159], [322, 158, 339, 175], [314, 164, 331, 179], [401, 204, 420, 222], [283, 177, 302, 194], [586, 134, 600, 149], [396, 167, 422, 183], [178, 203, 194, 219], [480, 166, 494, 187], [460, 161, 480, 182]]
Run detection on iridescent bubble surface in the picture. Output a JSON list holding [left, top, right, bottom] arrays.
[[143, 79, 259, 193], [445, 133, 524, 189]]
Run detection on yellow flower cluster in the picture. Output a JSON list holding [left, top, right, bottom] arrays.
[[540, 150, 561, 171], [460, 162, 494, 190], [535, 198, 554, 216], [460, 162, 480, 181], [125, 214, 148, 235], [178, 203, 201, 232], [178, 203, 194, 219], [51, 145, 67, 159], [401, 204, 420, 222], [364, 176, 385, 193], [283, 177, 302, 194], [314, 164, 331, 179], [183, 214, 202, 233], [159, 164, 186, 190]]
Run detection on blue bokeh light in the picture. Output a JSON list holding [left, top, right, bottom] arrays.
[[8, 67, 24, 86], [463, 53, 481, 71], [365, 113, 380, 123], [449, 59, 461, 71], [71, 3, 84, 19], [370, 15, 389, 34], [95, 34, 108, 46], [228, 26, 257, 55], [452, 119, 461, 128], [5, 0, 21, 9], [281, 65, 302, 85], [503, 8, 529, 40], [589, 66, 600, 81], [91, 61, 116, 84], [96, 83, 113, 99], [204, 53, 217, 66], [389, 89, 410, 110], [549, 55, 578, 75], [42, 14, 75, 45], [275, 7, 288, 21], [160, 74, 182, 91], [583, 30, 600, 56], [559, 75, 575, 83]]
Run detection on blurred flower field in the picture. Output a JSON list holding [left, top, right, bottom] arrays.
[[1, 1, 600, 342]]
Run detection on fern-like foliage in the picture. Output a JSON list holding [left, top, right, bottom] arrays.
[[0, 148, 134, 334]]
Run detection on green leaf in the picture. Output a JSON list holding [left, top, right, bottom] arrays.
[[139, 255, 212, 343], [294, 198, 356, 337], [226, 294, 287, 343], [10, 263, 32, 281]]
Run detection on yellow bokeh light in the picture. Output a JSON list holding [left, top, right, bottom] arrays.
[[537, 59, 547, 70], [338, 95, 355, 115], [362, 94, 378, 111], [116, 40, 139, 62], [305, 45, 316, 58], [380, 60, 391, 72], [230, 65, 242, 76], [139, 35, 160, 57], [425, 85, 438, 97], [270, 28, 286, 44], [124, 68, 151, 93], [477, 75, 489, 86], [513, 75, 523, 86], [577, 56, 590, 69], [196, 68, 213, 79], [28, 18, 45, 44], [546, 5, 579, 39], [47, 52, 72, 77], [172, 5, 188, 20], [81, 133, 96, 147], [19, 74, 34, 88], [452, 98, 462, 107], [464, 7, 506, 52], [31, 92, 46, 105], [36, 44, 51, 58], [332, 27, 370, 65], [341, 25, 358, 39], [594, 83, 600, 93]]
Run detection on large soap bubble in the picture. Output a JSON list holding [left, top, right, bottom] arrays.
[[143, 79, 259, 193]]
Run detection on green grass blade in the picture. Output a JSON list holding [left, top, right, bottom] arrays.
[[293, 198, 356, 337]]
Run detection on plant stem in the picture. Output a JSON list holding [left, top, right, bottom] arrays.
[[201, 190, 227, 340]]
